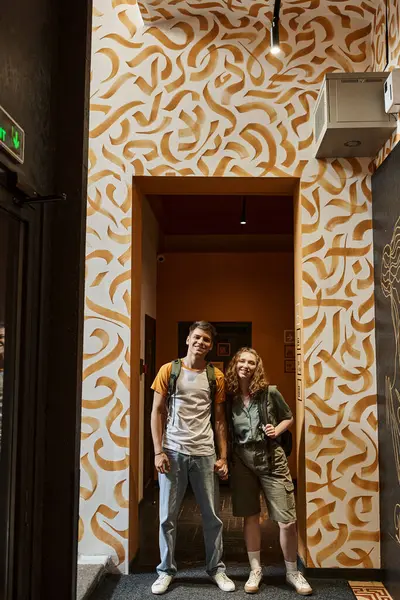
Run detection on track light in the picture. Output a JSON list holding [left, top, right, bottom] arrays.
[[270, 24, 281, 54], [240, 197, 247, 225], [270, 0, 281, 55]]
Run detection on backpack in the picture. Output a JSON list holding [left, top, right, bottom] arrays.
[[166, 359, 217, 428], [257, 385, 293, 457]]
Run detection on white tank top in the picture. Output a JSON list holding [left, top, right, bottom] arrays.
[[163, 365, 215, 456]]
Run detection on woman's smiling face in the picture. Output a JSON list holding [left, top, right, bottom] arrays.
[[236, 351, 257, 382]]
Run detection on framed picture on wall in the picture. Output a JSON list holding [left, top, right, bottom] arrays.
[[284, 359, 295, 373], [217, 342, 231, 357], [285, 345, 295, 359], [297, 379, 302, 401], [212, 361, 225, 372], [296, 328, 301, 350], [284, 330, 295, 345], [296, 353, 302, 376]]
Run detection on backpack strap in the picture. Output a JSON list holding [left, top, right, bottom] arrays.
[[206, 363, 216, 434], [166, 359, 181, 411], [257, 385, 276, 472], [257, 385, 275, 426], [206, 363, 216, 404]]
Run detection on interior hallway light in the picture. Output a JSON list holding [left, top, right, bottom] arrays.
[[240, 197, 247, 225], [270, 0, 281, 55]]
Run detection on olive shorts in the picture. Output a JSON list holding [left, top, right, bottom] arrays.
[[231, 442, 296, 523]]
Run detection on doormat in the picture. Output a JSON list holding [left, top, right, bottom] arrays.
[[349, 581, 393, 600]]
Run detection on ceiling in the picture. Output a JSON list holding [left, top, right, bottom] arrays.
[[147, 194, 293, 236]]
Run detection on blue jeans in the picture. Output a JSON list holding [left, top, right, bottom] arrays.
[[157, 450, 225, 576]]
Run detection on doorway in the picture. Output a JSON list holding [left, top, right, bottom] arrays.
[[133, 176, 299, 572], [0, 200, 22, 600]]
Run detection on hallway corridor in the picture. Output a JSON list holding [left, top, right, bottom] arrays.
[[134, 484, 281, 571]]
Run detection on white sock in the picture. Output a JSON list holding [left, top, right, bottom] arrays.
[[285, 560, 297, 574], [248, 551, 261, 571]]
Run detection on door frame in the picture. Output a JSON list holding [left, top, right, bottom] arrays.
[[142, 314, 157, 496], [143, 314, 156, 492], [130, 175, 303, 562], [0, 189, 42, 600]]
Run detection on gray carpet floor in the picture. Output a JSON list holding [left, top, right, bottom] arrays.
[[89, 565, 354, 600]]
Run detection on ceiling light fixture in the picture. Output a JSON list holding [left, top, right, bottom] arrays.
[[240, 196, 247, 225], [270, 0, 281, 55]]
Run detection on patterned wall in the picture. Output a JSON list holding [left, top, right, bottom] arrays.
[[388, 0, 400, 68], [82, 0, 383, 571]]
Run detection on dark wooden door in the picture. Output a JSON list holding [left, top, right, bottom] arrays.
[[144, 315, 156, 490], [0, 187, 42, 600]]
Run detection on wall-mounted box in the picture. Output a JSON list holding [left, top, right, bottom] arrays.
[[384, 69, 400, 114], [314, 72, 397, 158]]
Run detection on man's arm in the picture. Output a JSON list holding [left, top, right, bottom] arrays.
[[151, 391, 170, 474], [214, 402, 228, 478]]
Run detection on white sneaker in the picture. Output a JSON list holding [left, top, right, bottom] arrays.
[[244, 568, 263, 593], [212, 572, 236, 592], [151, 573, 173, 595], [286, 571, 313, 595]]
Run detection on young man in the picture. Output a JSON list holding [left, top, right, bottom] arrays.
[[150, 321, 235, 594]]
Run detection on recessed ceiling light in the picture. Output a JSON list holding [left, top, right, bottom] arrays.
[[240, 197, 247, 225]]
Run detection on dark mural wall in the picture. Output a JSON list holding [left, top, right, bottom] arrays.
[[0, 0, 91, 598], [372, 142, 400, 600]]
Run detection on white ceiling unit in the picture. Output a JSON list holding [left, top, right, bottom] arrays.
[[314, 72, 397, 158]]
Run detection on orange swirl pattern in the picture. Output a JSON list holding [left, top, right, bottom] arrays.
[[82, 0, 383, 571]]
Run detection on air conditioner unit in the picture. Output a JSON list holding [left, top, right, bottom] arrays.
[[384, 69, 400, 113], [314, 72, 397, 158]]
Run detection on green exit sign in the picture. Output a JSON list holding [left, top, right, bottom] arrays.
[[0, 106, 24, 164]]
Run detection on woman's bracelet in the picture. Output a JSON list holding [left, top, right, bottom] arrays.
[[155, 451, 165, 456]]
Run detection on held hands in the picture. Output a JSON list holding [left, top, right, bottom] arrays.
[[263, 424, 277, 439], [155, 452, 170, 474], [214, 458, 229, 480]]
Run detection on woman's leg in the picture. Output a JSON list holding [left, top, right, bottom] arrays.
[[278, 521, 312, 595], [231, 449, 263, 592], [243, 513, 263, 592], [278, 521, 297, 564], [259, 449, 312, 595], [244, 513, 261, 552], [244, 513, 262, 571]]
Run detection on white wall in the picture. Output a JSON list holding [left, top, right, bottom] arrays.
[[138, 197, 159, 501]]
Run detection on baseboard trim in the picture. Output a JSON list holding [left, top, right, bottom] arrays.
[[298, 558, 383, 581]]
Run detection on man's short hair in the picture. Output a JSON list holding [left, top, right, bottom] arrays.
[[188, 321, 217, 342]]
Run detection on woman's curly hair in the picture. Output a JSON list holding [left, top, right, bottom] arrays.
[[225, 347, 269, 396]]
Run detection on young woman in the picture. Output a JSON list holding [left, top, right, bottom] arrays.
[[225, 348, 312, 595]]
